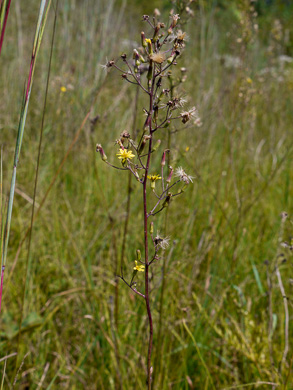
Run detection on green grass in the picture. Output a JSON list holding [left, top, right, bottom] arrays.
[[0, 0, 293, 389]]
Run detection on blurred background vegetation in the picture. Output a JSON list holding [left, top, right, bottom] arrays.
[[1, 0, 293, 388]]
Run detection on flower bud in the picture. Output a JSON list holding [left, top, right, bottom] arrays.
[[96, 144, 107, 162], [161, 149, 169, 166], [167, 54, 176, 64], [152, 139, 161, 152], [147, 63, 153, 80], [154, 105, 158, 121], [133, 49, 139, 60], [178, 184, 188, 193], [138, 135, 150, 154], [154, 8, 160, 17], [136, 249, 141, 261], [163, 192, 172, 207], [166, 166, 173, 183], [153, 23, 161, 42], [141, 31, 147, 47], [150, 222, 154, 235], [145, 38, 153, 55]]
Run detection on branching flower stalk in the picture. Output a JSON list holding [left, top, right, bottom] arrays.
[[96, 12, 197, 388]]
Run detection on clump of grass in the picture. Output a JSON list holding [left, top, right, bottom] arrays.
[[0, 0, 52, 314]]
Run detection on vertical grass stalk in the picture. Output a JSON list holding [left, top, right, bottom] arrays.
[[0, 0, 52, 315], [0, 0, 12, 56]]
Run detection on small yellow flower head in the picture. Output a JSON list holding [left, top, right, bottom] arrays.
[[147, 174, 161, 189], [145, 38, 153, 54], [133, 260, 145, 272], [60, 86, 67, 93], [116, 148, 135, 164], [147, 174, 161, 182]]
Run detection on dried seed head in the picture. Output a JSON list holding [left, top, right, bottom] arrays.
[[175, 167, 194, 184], [154, 232, 170, 250], [180, 107, 196, 124], [100, 59, 115, 72], [154, 8, 161, 17], [176, 30, 188, 44], [120, 130, 130, 139], [150, 52, 166, 64], [171, 14, 180, 28], [167, 96, 186, 109], [186, 6, 194, 17], [121, 53, 127, 60], [120, 131, 131, 144], [142, 15, 149, 21]]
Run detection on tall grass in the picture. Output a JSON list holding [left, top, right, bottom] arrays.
[[0, 0, 52, 314], [0, 0, 293, 389]]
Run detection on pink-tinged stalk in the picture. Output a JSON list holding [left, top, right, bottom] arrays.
[[144, 78, 155, 390], [0, 266, 5, 314], [0, 0, 12, 56]]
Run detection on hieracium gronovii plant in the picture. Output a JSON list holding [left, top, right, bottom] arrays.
[[96, 11, 200, 389]]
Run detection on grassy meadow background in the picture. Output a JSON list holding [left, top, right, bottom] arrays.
[[1, 0, 293, 388]]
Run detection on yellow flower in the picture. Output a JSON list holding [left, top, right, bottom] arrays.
[[147, 174, 161, 182], [133, 260, 145, 272], [60, 86, 67, 92], [145, 38, 152, 44], [116, 148, 135, 164], [147, 173, 161, 189]]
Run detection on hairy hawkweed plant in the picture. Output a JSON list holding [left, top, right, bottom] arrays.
[[96, 12, 197, 389]]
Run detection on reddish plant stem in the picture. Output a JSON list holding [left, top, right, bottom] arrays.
[[0, 0, 12, 56], [144, 77, 154, 390]]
